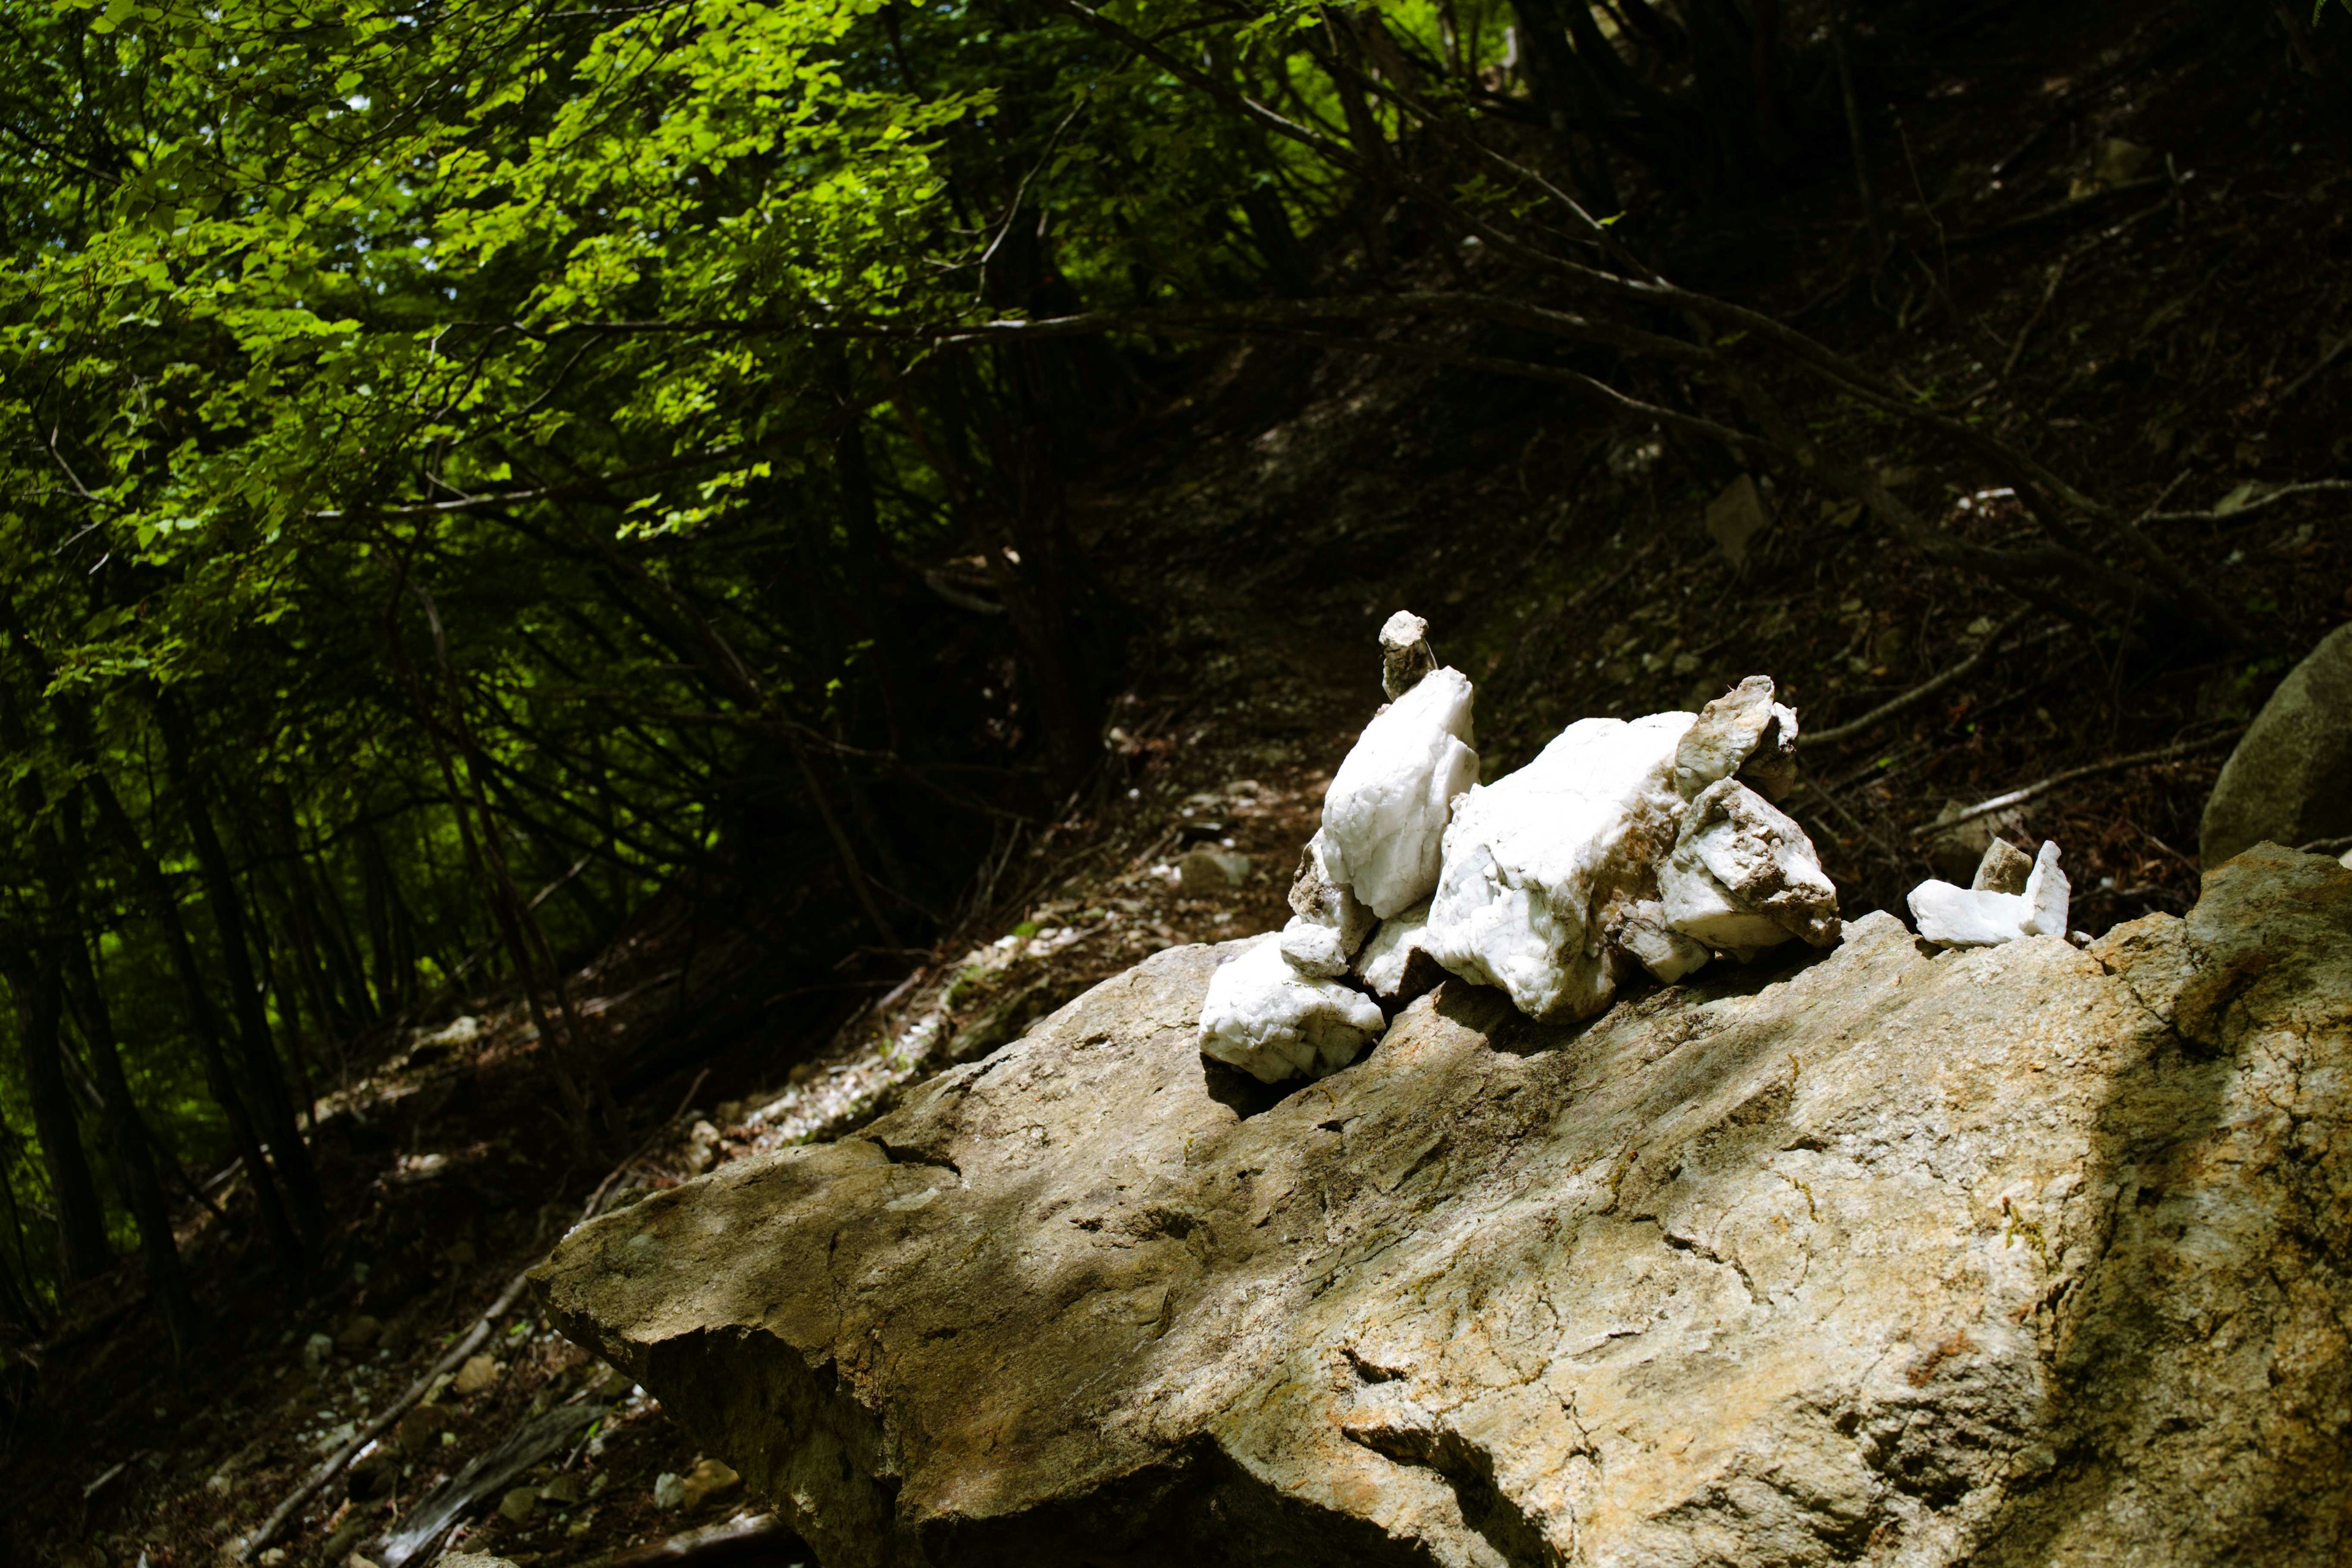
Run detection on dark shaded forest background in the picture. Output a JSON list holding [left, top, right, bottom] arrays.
[[1, 0, 2348, 1558]]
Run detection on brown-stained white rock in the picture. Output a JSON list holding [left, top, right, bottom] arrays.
[[535, 846, 2352, 1568], [1659, 776, 1842, 949], [1972, 836, 2035, 894]]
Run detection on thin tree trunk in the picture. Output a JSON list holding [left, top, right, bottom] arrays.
[[2, 939, 112, 1287], [155, 696, 328, 1253], [0, 1123, 48, 1332], [63, 933, 201, 1356], [85, 772, 306, 1273], [381, 571, 595, 1136]]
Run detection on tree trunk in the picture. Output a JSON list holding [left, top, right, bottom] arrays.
[[0, 597, 306, 1273], [154, 695, 328, 1253], [86, 772, 306, 1274], [63, 933, 201, 1356], [0, 1126, 47, 1332], [2, 939, 112, 1288]]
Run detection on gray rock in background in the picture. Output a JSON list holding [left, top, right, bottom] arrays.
[[536, 847, 2352, 1568], [2201, 622, 2352, 867]]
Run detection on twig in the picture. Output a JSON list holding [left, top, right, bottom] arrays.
[[237, 1269, 536, 1561], [2001, 258, 2069, 379], [2278, 325, 2352, 405], [1807, 611, 2047, 747], [1909, 730, 2243, 837], [236, 1101, 699, 1563], [2145, 479, 2352, 525], [2298, 834, 2352, 856], [1946, 177, 2171, 251], [581, 1512, 793, 1568]]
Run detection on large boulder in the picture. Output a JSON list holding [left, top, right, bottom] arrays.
[[2201, 621, 2352, 866], [535, 846, 2352, 1568]]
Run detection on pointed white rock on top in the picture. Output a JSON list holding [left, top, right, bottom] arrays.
[[1320, 666, 1479, 919], [1379, 610, 1438, 699], [1424, 709, 1695, 1022]]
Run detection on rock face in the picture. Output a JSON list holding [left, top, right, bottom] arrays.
[[2200, 621, 2352, 866], [536, 845, 2352, 1568]]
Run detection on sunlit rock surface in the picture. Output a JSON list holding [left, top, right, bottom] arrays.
[[538, 846, 2352, 1568]]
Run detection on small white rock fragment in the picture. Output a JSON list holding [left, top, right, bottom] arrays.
[[1907, 839, 2069, 948], [1379, 610, 1438, 699], [1907, 881, 2030, 948], [1616, 900, 1712, 982], [2021, 841, 2070, 936], [1319, 666, 1479, 919], [1741, 703, 1801, 801], [1659, 778, 1842, 950], [1425, 710, 1694, 1022], [1198, 935, 1388, 1084], [1278, 917, 1352, 978], [1287, 831, 1376, 957], [1354, 902, 1446, 1004]]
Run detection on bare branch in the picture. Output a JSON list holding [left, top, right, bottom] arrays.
[[1910, 731, 2243, 837]]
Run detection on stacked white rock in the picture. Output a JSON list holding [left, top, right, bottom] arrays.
[[1200, 612, 1479, 1083], [1318, 617, 1479, 919], [1908, 838, 2071, 948], [1422, 711, 1695, 1021], [1202, 622, 1851, 1075], [1423, 675, 1840, 1022], [1352, 899, 1445, 1005], [1195, 935, 1388, 1084]]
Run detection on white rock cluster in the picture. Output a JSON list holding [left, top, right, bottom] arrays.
[[1907, 837, 2071, 947], [1201, 613, 1477, 1084], [1426, 676, 1838, 1022], [1200, 616, 1848, 1083]]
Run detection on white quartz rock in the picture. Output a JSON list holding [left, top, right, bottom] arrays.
[[2021, 840, 2070, 936], [1278, 916, 1352, 978], [1617, 900, 1713, 983], [1197, 934, 1388, 1084], [1907, 881, 2030, 947], [1659, 778, 1842, 950], [1287, 829, 1376, 957], [1908, 840, 2069, 948], [1320, 666, 1479, 919], [1742, 702, 1801, 801], [1425, 710, 1695, 1022], [1354, 901, 1446, 1004]]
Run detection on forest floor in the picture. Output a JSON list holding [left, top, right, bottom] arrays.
[[7, 3, 2350, 1565]]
